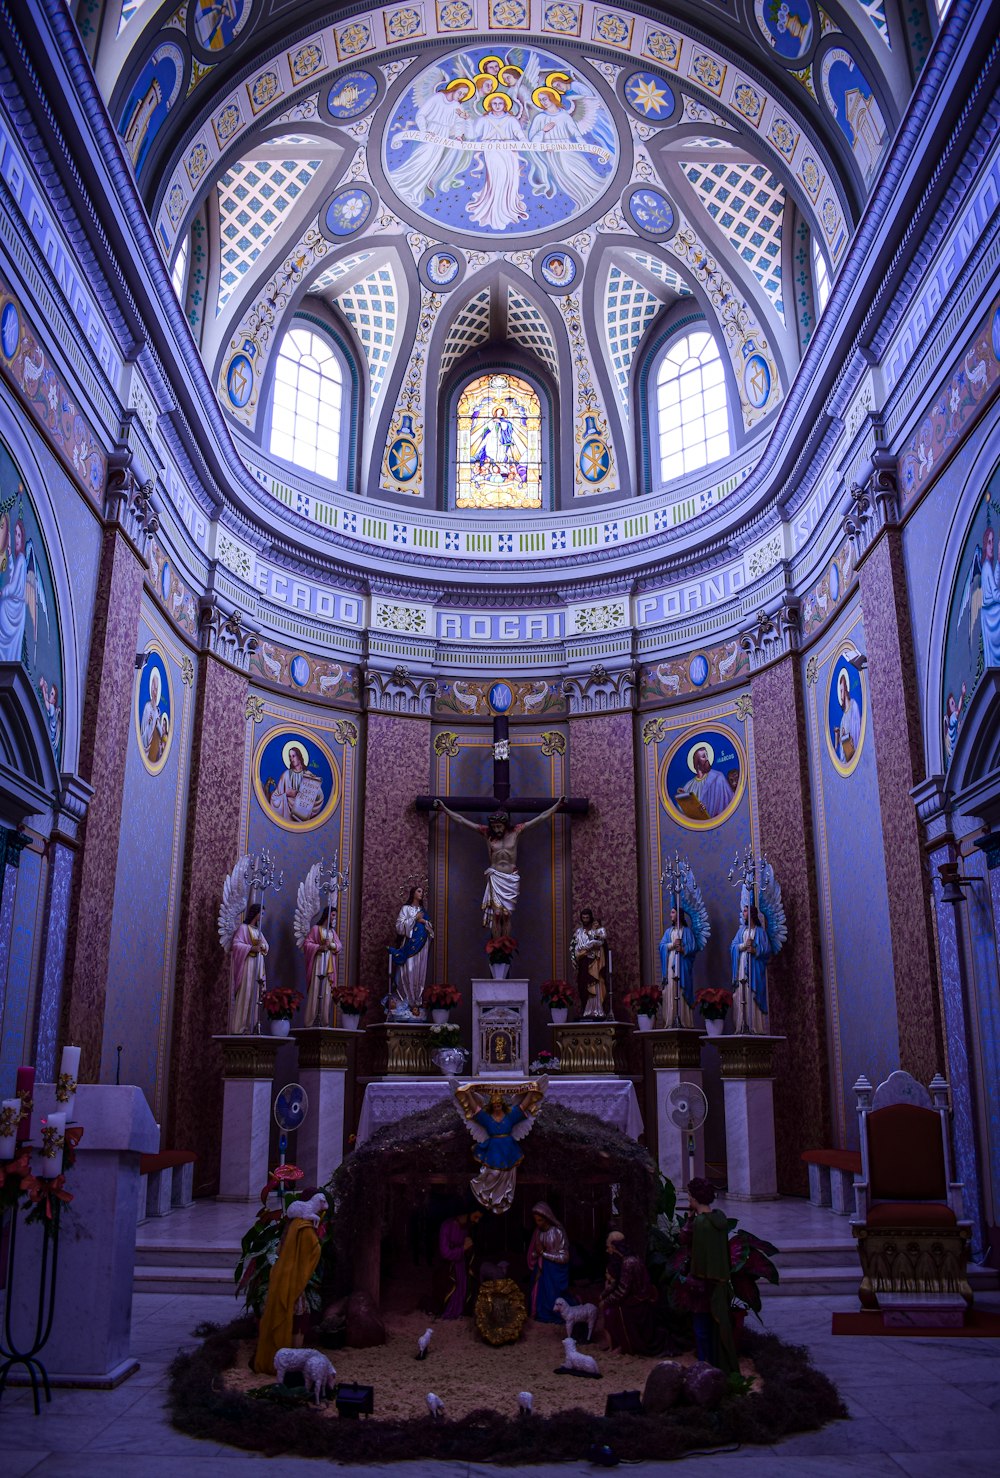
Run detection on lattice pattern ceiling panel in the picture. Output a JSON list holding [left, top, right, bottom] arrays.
[[309, 252, 377, 294], [681, 160, 785, 318], [439, 290, 491, 379], [334, 265, 398, 413], [626, 251, 692, 299], [217, 157, 322, 311], [604, 266, 663, 414], [506, 287, 559, 382]]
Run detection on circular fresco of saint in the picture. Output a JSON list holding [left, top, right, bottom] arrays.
[[382, 46, 618, 238]]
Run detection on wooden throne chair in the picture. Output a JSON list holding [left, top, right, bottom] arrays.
[[850, 1070, 973, 1320]]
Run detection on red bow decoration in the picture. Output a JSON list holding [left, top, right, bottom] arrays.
[[22, 1173, 73, 1220], [63, 1124, 84, 1171]]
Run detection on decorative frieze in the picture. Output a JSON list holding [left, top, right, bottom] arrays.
[[365, 664, 437, 716], [563, 664, 636, 715], [738, 599, 800, 672]]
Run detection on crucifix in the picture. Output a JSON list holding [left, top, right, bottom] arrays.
[[415, 683, 588, 939]]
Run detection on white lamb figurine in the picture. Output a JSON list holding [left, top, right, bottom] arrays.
[[558, 1337, 601, 1378], [273, 1347, 336, 1405], [285, 1192, 328, 1227], [553, 1296, 598, 1342]]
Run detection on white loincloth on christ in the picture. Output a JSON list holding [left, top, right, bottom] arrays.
[[482, 866, 519, 930]]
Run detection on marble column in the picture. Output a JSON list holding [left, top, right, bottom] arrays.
[[0, 829, 30, 1024], [359, 667, 436, 992], [215, 1036, 282, 1202], [741, 604, 830, 1193], [846, 477, 943, 1081], [293, 1028, 357, 1184], [563, 666, 640, 995], [60, 469, 155, 1080], [643, 1029, 706, 1187], [166, 604, 254, 1193], [716, 1035, 785, 1200]]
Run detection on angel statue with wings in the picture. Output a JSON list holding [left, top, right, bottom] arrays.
[[658, 857, 711, 1028], [293, 862, 343, 1029], [728, 850, 787, 1035], [218, 853, 279, 1034], [451, 1078, 547, 1213]]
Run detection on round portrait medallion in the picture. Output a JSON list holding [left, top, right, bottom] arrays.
[[252, 725, 341, 832], [0, 301, 19, 359], [824, 643, 866, 777], [658, 725, 746, 831], [134, 641, 175, 777]]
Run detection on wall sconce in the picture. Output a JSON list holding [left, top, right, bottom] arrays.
[[135, 651, 150, 672], [937, 861, 975, 905]]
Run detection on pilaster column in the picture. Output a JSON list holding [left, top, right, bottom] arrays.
[[359, 665, 436, 991], [60, 459, 157, 1080], [563, 665, 640, 993], [166, 602, 255, 1192], [34, 777, 92, 1078], [845, 474, 943, 1079], [739, 600, 830, 1191]]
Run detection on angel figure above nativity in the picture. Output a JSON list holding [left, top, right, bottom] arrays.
[[728, 850, 787, 1035], [293, 862, 343, 1029], [451, 1078, 547, 1213], [218, 853, 281, 1034], [659, 857, 711, 1028]]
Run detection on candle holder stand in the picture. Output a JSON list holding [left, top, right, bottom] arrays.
[[0, 1188, 61, 1414]]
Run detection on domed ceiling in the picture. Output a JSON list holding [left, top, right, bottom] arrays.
[[91, 1, 924, 549]]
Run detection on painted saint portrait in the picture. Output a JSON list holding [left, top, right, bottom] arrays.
[[825, 645, 866, 777], [252, 726, 340, 833], [134, 642, 174, 776], [660, 727, 746, 830], [942, 488, 1000, 767], [118, 43, 185, 177], [192, 0, 253, 54], [382, 45, 617, 238]]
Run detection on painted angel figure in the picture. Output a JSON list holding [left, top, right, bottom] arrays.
[[451, 1079, 547, 1214], [388, 68, 476, 204], [294, 863, 342, 1029], [0, 515, 47, 664], [658, 868, 710, 1028], [218, 856, 270, 1035], [526, 87, 612, 208], [730, 861, 786, 1035]]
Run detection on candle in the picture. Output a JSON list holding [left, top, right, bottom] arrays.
[[15, 1065, 34, 1143], [57, 1045, 81, 1120], [0, 1097, 19, 1159], [38, 1111, 66, 1178]]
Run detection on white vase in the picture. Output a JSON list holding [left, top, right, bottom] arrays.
[[340, 1012, 361, 1032], [490, 962, 511, 980], [269, 1018, 291, 1038], [704, 1018, 725, 1037], [636, 1014, 654, 1033], [549, 1006, 568, 1025], [431, 1008, 450, 1024]]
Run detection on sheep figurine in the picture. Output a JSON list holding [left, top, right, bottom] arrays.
[[285, 1191, 328, 1227], [416, 1328, 433, 1360], [518, 1391, 533, 1418], [273, 1347, 336, 1405], [556, 1337, 602, 1379], [426, 1392, 446, 1421], [552, 1296, 598, 1343]]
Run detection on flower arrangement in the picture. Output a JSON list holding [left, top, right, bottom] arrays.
[[528, 1050, 560, 1074], [623, 983, 663, 1019], [261, 986, 303, 1022], [422, 982, 462, 1010], [429, 1022, 461, 1048], [539, 978, 575, 1008], [484, 935, 518, 965], [332, 983, 369, 1016], [696, 986, 733, 1022]]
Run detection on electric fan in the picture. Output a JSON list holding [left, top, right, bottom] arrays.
[[665, 1082, 708, 1186], [274, 1083, 309, 1163]]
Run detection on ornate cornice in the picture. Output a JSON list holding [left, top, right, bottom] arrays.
[[199, 602, 258, 672], [716, 1034, 783, 1079], [365, 664, 437, 716], [214, 1034, 283, 1079], [842, 462, 900, 569], [739, 598, 800, 673], [562, 664, 635, 716], [104, 443, 159, 559]]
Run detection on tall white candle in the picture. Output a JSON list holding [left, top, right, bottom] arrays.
[[58, 1045, 82, 1119], [0, 1097, 19, 1159], [38, 1111, 66, 1178]]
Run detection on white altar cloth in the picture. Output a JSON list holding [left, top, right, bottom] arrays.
[[355, 1077, 644, 1144]]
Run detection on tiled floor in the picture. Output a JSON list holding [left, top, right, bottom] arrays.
[[3, 1199, 999, 1476]]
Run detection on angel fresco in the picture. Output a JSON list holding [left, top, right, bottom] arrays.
[[0, 511, 48, 665], [956, 512, 1000, 668]]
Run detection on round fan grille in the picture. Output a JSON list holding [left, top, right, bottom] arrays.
[[666, 1082, 708, 1131], [274, 1082, 309, 1132]]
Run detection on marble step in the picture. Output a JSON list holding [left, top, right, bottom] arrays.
[[135, 1241, 240, 1270], [134, 1262, 238, 1296]]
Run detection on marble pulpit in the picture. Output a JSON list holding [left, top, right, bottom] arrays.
[[471, 977, 529, 1075]]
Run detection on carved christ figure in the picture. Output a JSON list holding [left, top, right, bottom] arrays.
[[433, 796, 564, 938]]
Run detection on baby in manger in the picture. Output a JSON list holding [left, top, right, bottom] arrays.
[[451, 1079, 547, 1214]]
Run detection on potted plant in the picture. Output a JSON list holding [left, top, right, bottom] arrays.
[[422, 981, 462, 1023], [261, 986, 303, 1037], [623, 983, 662, 1031], [429, 1022, 467, 1075], [331, 983, 368, 1030], [540, 978, 574, 1024], [484, 935, 518, 980], [527, 1049, 560, 1074], [665, 1210, 779, 1347], [696, 986, 733, 1037]]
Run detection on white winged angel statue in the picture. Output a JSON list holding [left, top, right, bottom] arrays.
[[728, 850, 787, 1035], [218, 854, 278, 1034], [450, 1078, 548, 1213], [293, 862, 342, 1028]]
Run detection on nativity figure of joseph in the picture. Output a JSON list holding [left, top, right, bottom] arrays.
[[433, 796, 564, 939]]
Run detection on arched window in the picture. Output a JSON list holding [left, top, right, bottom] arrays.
[[171, 233, 189, 303], [655, 330, 730, 482], [455, 371, 543, 509], [812, 236, 831, 316], [269, 326, 344, 479]]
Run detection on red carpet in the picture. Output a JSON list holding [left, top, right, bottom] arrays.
[[832, 1310, 1000, 1337]]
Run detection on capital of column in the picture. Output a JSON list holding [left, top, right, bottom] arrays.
[[364, 663, 438, 716], [842, 463, 900, 570], [562, 663, 636, 715], [199, 601, 259, 672], [738, 599, 800, 673], [911, 774, 952, 845], [715, 1033, 785, 1079], [51, 771, 94, 844], [213, 1034, 282, 1078], [104, 448, 159, 559]]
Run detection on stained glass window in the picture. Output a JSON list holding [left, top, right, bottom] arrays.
[[455, 372, 543, 510]]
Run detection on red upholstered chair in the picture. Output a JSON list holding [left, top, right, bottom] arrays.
[[850, 1070, 972, 1311]]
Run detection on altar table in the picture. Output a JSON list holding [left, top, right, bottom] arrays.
[[355, 1077, 644, 1144]]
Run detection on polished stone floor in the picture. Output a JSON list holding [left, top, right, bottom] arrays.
[[2, 1197, 999, 1476]]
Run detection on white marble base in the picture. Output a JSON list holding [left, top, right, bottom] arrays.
[[9, 1084, 157, 1384], [472, 977, 529, 1075], [296, 1067, 346, 1185], [218, 1075, 273, 1201], [723, 1076, 778, 1199], [653, 1067, 706, 1187]]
